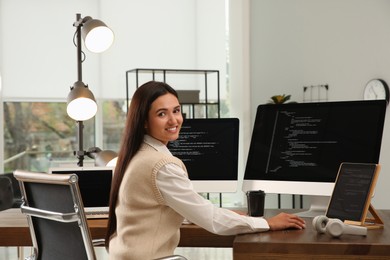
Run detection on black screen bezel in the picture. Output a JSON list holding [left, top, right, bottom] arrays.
[[168, 118, 240, 181], [244, 100, 386, 184]]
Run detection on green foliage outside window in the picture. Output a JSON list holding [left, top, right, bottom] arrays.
[[3, 102, 95, 172]]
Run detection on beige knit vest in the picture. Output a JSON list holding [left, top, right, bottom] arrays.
[[109, 143, 186, 260]]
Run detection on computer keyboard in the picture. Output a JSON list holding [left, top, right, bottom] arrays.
[[85, 211, 109, 219]]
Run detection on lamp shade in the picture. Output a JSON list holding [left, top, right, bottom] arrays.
[[87, 147, 118, 167], [67, 81, 97, 121], [82, 17, 114, 53], [96, 151, 118, 167]]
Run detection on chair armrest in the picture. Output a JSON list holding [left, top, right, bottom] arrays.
[[21, 204, 79, 223]]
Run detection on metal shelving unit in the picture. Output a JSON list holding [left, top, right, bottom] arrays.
[[125, 68, 221, 118]]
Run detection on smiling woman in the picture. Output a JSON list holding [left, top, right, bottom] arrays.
[[145, 93, 183, 145]]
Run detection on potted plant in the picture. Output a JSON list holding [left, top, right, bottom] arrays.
[[267, 94, 296, 104]]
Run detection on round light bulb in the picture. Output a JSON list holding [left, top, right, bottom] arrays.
[[106, 157, 118, 167], [67, 82, 98, 121], [82, 18, 114, 53], [84, 26, 114, 53], [67, 98, 97, 121]]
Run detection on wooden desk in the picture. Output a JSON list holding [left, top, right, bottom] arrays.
[[3, 208, 390, 259], [233, 209, 390, 259], [0, 208, 235, 248]]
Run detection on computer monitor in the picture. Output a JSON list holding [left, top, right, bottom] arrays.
[[242, 100, 387, 216], [48, 166, 113, 209], [168, 118, 239, 193]]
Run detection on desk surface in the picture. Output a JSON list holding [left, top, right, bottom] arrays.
[[2, 208, 390, 259], [0, 208, 234, 248], [234, 209, 390, 259]]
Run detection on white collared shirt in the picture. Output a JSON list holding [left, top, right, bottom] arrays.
[[144, 135, 269, 235]]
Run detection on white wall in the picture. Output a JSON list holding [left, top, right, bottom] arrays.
[[99, 0, 226, 100], [250, 0, 390, 209], [0, 0, 226, 100], [228, 0, 251, 205], [0, 0, 100, 99]]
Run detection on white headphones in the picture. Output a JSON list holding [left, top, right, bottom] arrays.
[[312, 215, 367, 238]]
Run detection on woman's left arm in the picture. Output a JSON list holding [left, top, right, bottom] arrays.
[[156, 164, 270, 235]]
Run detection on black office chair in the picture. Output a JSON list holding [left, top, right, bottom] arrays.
[[14, 170, 100, 260], [4, 172, 23, 207], [14, 170, 187, 260], [0, 175, 14, 211], [1, 174, 25, 260]]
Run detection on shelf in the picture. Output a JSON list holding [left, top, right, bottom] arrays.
[[125, 68, 221, 118]]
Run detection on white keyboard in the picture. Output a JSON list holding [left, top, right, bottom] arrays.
[[84, 207, 109, 219]]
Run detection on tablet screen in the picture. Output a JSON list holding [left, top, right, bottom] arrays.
[[326, 163, 379, 221]]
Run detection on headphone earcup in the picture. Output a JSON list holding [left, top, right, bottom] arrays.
[[326, 219, 367, 238], [325, 219, 344, 238], [312, 215, 329, 234], [313, 215, 368, 237]]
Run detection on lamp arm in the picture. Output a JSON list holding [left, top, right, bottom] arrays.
[[73, 14, 83, 27], [75, 121, 85, 167], [73, 15, 92, 27], [73, 14, 86, 167], [87, 147, 102, 155], [75, 14, 83, 82], [86, 147, 102, 160]]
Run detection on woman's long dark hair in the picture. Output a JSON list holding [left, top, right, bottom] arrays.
[[105, 81, 178, 249]]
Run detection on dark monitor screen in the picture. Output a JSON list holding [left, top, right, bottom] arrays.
[[243, 100, 386, 196], [168, 118, 239, 192], [49, 167, 113, 207]]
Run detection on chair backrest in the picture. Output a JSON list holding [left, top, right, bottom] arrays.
[[0, 172, 22, 210], [14, 170, 96, 260], [0, 175, 13, 211], [2, 172, 23, 207]]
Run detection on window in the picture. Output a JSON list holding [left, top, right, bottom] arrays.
[[3, 101, 95, 172], [101, 99, 127, 152]]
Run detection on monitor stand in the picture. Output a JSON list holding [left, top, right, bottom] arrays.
[[295, 195, 330, 218]]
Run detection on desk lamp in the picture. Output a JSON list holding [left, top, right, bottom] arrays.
[[87, 147, 118, 167], [66, 13, 116, 167]]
